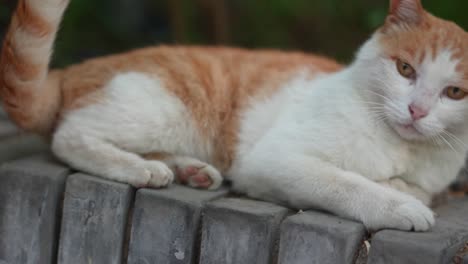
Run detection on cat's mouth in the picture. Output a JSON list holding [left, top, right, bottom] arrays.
[[401, 123, 420, 133], [392, 122, 425, 140]]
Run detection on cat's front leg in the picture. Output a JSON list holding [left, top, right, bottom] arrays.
[[378, 177, 432, 206], [231, 152, 434, 231]]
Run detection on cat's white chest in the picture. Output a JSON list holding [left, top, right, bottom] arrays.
[[288, 77, 411, 181], [326, 125, 410, 181], [403, 146, 464, 193], [302, 106, 410, 182]]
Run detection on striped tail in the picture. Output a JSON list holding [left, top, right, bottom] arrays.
[[0, 0, 69, 134]]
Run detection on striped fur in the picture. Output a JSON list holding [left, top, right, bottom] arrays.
[[0, 0, 68, 134]]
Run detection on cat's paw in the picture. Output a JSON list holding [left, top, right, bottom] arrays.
[[392, 200, 435, 231], [362, 193, 435, 231], [143, 161, 174, 188], [175, 160, 223, 190], [128, 161, 174, 188]]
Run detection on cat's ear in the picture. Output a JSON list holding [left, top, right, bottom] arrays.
[[388, 0, 424, 25]]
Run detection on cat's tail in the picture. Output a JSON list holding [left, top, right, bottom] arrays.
[[0, 0, 69, 134]]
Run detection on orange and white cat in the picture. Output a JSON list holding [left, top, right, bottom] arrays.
[[1, 0, 467, 231]]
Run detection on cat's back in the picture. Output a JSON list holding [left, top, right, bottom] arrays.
[[60, 46, 341, 110]]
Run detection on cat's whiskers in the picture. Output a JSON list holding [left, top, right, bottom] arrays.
[[436, 133, 464, 158], [364, 107, 387, 119], [420, 121, 463, 148], [366, 108, 385, 116], [326, 98, 386, 107], [340, 99, 395, 127], [362, 89, 392, 101], [429, 135, 442, 149], [361, 90, 407, 120], [363, 90, 400, 109], [321, 98, 390, 127], [386, 106, 406, 121], [353, 101, 386, 107], [440, 130, 468, 150]]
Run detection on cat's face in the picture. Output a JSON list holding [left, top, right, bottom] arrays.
[[355, 0, 468, 142]]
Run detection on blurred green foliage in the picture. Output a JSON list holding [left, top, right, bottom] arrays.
[[1, 0, 468, 67]]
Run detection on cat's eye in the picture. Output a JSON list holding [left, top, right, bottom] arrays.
[[445, 86, 467, 100], [396, 59, 416, 79]]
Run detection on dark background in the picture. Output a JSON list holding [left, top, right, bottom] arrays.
[[0, 0, 467, 67]]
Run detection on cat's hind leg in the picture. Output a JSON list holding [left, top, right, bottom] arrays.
[[144, 154, 223, 190], [52, 72, 211, 189], [52, 129, 174, 188]]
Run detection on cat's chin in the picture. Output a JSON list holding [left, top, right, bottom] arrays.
[[391, 122, 428, 141]]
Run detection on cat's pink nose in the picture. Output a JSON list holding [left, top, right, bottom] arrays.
[[408, 104, 428, 121]]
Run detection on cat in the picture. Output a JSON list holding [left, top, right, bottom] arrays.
[[1, 0, 467, 232]]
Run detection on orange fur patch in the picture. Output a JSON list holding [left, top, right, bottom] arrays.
[[379, 12, 468, 90]]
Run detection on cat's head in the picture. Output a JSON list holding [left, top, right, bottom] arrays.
[[354, 0, 468, 142]]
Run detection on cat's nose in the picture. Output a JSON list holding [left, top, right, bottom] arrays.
[[408, 104, 428, 121]]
